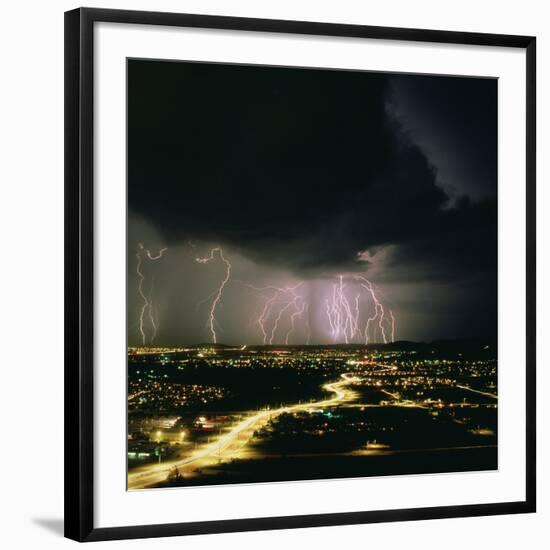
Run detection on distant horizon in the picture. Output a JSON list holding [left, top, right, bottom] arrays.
[[128, 337, 497, 349]]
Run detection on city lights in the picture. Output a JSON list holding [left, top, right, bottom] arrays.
[[128, 342, 497, 489]]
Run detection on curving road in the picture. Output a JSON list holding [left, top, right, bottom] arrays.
[[128, 373, 359, 490], [455, 384, 498, 399]]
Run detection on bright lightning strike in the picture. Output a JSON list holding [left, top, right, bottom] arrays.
[[325, 275, 361, 343], [242, 274, 394, 346], [193, 260, 394, 346], [136, 243, 167, 345], [250, 283, 304, 345], [355, 275, 388, 344], [285, 297, 306, 345], [196, 247, 232, 344]]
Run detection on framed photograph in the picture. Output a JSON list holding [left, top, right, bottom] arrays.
[[65, 7, 536, 542]]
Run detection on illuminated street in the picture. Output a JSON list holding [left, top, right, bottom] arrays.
[[127, 342, 497, 489], [128, 373, 358, 489]]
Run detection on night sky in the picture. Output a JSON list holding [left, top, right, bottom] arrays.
[[127, 59, 497, 347]]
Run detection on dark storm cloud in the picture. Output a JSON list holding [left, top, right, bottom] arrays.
[[388, 74, 498, 201], [384, 196, 497, 282], [128, 60, 497, 280]]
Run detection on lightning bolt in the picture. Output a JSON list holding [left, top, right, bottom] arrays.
[[207, 269, 395, 347], [285, 297, 306, 345], [365, 306, 379, 345], [269, 300, 296, 345], [136, 250, 148, 345], [269, 285, 303, 345], [245, 283, 304, 345], [135, 243, 167, 345], [196, 247, 231, 344], [145, 248, 167, 260], [325, 275, 361, 343], [258, 292, 279, 344], [355, 275, 388, 344], [321, 274, 395, 345], [148, 276, 158, 343]]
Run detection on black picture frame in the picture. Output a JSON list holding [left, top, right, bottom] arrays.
[[65, 7, 537, 542]]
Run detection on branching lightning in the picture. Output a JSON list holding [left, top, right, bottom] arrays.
[[136, 243, 167, 345], [242, 283, 306, 345], [286, 298, 306, 345], [196, 247, 232, 344], [319, 274, 395, 345], [325, 275, 362, 343], [237, 273, 395, 346], [190, 249, 395, 346], [355, 275, 388, 344]]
